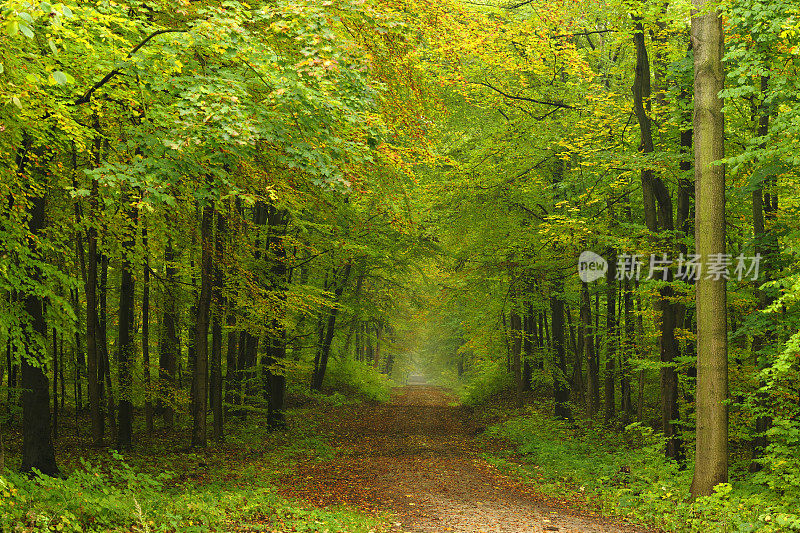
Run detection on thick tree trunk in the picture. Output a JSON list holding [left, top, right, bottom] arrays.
[[192, 205, 214, 448], [19, 176, 59, 476], [690, 1, 728, 496]]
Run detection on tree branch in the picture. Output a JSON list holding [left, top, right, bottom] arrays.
[[474, 81, 575, 109], [75, 29, 188, 105]]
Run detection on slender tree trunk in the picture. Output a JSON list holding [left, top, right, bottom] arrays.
[[142, 220, 153, 434], [522, 302, 534, 392], [750, 75, 775, 471], [605, 250, 617, 425], [312, 261, 352, 390], [634, 11, 683, 460], [265, 205, 289, 430], [621, 278, 634, 424], [550, 285, 571, 420], [583, 283, 598, 418], [117, 201, 137, 450], [211, 211, 226, 440], [99, 254, 115, 441], [161, 240, 178, 430], [52, 328, 59, 442], [86, 179, 102, 445], [192, 205, 214, 448], [691, 1, 728, 495], [510, 303, 523, 409], [71, 288, 84, 413]]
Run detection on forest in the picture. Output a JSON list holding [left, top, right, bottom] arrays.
[[0, 0, 799, 531]]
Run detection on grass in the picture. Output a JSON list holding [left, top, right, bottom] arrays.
[[0, 406, 390, 533], [475, 400, 800, 533]]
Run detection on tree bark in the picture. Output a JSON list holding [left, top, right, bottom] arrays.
[[510, 303, 523, 409], [192, 205, 214, 447], [161, 239, 179, 430], [550, 285, 571, 420], [604, 250, 617, 425], [690, 1, 728, 495], [312, 261, 353, 390], [142, 219, 153, 434], [211, 210, 226, 440], [18, 149, 59, 475], [117, 200, 137, 450], [265, 205, 289, 430], [583, 283, 598, 418], [85, 178, 102, 446], [633, 11, 683, 460]]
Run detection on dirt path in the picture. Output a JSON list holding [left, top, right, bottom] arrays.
[[282, 386, 649, 533]]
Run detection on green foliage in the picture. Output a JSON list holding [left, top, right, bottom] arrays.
[[482, 410, 800, 533], [455, 358, 513, 407], [0, 430, 382, 533], [324, 357, 394, 403]]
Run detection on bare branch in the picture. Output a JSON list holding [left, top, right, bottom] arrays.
[[474, 81, 575, 110]]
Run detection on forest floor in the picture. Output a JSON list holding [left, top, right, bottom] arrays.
[[280, 385, 651, 533]]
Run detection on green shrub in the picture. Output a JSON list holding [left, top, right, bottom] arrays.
[[481, 409, 800, 533], [0, 451, 383, 533], [324, 357, 393, 403], [457, 358, 513, 406]]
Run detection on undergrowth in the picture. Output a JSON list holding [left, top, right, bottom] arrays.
[[0, 411, 385, 533], [323, 358, 393, 403], [479, 406, 800, 533]]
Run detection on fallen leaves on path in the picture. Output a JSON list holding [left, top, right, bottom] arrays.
[[280, 386, 650, 533]]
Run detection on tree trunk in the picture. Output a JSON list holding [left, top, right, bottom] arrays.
[[550, 285, 571, 420], [510, 304, 523, 408], [583, 283, 598, 418], [192, 205, 214, 448], [142, 220, 153, 434], [749, 75, 775, 472], [265, 205, 289, 430], [161, 240, 179, 430], [211, 211, 226, 440], [19, 159, 59, 475], [621, 278, 634, 424], [633, 12, 683, 460], [99, 254, 115, 442], [86, 179, 102, 445], [52, 328, 58, 442], [604, 250, 617, 425], [690, 1, 728, 495], [312, 261, 353, 390], [117, 201, 137, 450]]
